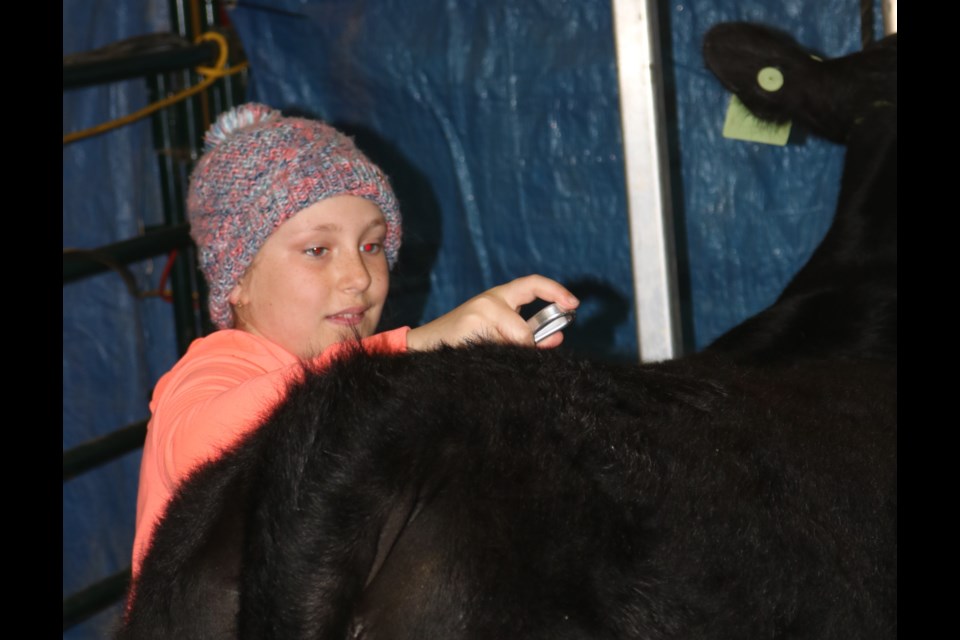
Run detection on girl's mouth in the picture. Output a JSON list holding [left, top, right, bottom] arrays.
[[326, 308, 368, 326]]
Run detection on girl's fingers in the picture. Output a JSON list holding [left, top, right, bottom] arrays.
[[493, 275, 579, 312]]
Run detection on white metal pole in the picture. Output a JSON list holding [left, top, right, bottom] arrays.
[[883, 0, 897, 34], [611, 0, 682, 362]]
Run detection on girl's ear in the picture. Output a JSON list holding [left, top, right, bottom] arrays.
[[228, 282, 249, 329], [228, 282, 246, 307]]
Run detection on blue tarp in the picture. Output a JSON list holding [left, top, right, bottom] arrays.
[[63, 1, 876, 637], [63, 3, 176, 638], [230, 1, 637, 360]]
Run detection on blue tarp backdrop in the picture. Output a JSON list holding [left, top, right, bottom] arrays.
[[63, 1, 875, 637], [230, 1, 638, 359], [63, 2, 177, 638]]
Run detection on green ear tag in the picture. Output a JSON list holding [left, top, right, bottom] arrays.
[[722, 94, 791, 146], [757, 67, 784, 92]]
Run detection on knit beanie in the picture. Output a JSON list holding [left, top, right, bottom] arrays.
[[187, 103, 402, 329]]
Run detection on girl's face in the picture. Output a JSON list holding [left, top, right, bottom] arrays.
[[229, 195, 390, 359]]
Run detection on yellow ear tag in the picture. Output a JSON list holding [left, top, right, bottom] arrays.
[[757, 66, 784, 92], [722, 94, 792, 146]]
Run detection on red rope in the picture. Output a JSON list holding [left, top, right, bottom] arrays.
[[158, 249, 178, 302]]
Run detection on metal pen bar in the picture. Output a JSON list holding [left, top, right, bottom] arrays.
[[62, 224, 192, 284], [62, 569, 131, 631], [63, 420, 148, 482], [63, 39, 220, 90]]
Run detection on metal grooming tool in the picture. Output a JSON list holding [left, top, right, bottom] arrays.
[[527, 303, 576, 344]]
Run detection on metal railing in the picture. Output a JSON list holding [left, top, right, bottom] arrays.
[[63, 2, 245, 630]]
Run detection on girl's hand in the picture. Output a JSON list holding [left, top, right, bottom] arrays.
[[406, 275, 579, 351]]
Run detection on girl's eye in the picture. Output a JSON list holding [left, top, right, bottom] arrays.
[[360, 242, 382, 255], [305, 247, 329, 257]]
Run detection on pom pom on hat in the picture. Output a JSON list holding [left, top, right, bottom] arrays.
[[187, 103, 402, 330], [202, 103, 280, 152]]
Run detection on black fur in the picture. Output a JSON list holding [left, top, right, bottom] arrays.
[[119, 23, 897, 640]]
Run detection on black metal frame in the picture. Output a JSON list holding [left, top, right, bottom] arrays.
[[62, 0, 246, 631]]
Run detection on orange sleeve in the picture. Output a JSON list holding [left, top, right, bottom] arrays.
[[134, 327, 409, 576], [152, 327, 410, 489]]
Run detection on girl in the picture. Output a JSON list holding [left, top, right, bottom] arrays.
[[132, 103, 579, 575]]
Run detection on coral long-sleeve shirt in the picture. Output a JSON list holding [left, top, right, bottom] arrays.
[[132, 327, 409, 576]]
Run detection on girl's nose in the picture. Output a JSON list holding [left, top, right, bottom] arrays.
[[337, 250, 372, 293]]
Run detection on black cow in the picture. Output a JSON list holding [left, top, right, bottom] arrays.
[[702, 23, 896, 364], [119, 23, 897, 640]]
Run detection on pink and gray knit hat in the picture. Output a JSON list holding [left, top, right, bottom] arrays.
[[187, 103, 402, 329]]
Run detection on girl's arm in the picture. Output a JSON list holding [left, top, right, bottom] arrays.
[[406, 275, 579, 351]]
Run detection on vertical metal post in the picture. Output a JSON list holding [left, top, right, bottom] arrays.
[[883, 0, 897, 34], [611, 0, 682, 362], [147, 71, 201, 355], [148, 0, 247, 352]]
